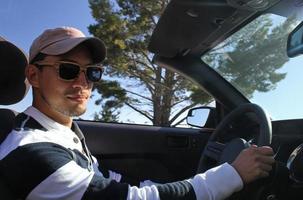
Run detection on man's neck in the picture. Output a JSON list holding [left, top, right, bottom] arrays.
[[33, 102, 73, 128]]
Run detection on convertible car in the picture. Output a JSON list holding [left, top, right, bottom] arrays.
[[1, 0, 303, 199]]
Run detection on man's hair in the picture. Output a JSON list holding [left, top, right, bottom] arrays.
[[30, 53, 47, 65]]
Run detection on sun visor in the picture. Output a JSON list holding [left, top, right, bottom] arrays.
[[148, 0, 245, 58]]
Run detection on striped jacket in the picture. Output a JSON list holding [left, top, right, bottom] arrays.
[[0, 106, 243, 200]]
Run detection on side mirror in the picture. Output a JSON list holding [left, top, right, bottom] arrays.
[[287, 21, 303, 58], [186, 106, 216, 128]]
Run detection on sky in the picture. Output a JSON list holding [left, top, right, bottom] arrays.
[[1, 0, 303, 122], [0, 0, 186, 125], [0, 0, 100, 119], [205, 14, 303, 121], [0, 0, 163, 124], [252, 57, 303, 120], [0, 0, 95, 50]]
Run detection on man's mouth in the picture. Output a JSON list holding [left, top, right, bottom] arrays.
[[66, 95, 88, 103]]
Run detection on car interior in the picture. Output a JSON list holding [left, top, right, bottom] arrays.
[[1, 0, 303, 199]]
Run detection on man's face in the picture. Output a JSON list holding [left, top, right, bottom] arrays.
[[34, 45, 94, 117]]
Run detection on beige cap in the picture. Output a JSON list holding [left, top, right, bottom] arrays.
[[29, 26, 106, 63]]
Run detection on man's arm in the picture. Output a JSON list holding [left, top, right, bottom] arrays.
[[93, 146, 274, 200], [0, 140, 273, 200]]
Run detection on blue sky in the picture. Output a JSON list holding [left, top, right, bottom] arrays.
[[0, 0, 95, 51], [0, 0, 153, 123], [1, 1, 303, 122], [0, 0, 99, 118]]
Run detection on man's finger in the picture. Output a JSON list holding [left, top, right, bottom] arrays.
[[257, 146, 274, 156], [258, 170, 270, 178], [257, 155, 275, 165], [258, 163, 273, 172]]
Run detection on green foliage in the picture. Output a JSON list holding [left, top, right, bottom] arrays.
[[89, 0, 206, 126], [94, 106, 120, 122], [88, 1, 295, 126], [91, 80, 126, 122], [203, 15, 297, 99]]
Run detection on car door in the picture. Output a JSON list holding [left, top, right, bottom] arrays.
[[78, 120, 213, 183]]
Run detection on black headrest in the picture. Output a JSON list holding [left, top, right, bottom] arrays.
[[0, 36, 29, 105], [0, 109, 17, 144]]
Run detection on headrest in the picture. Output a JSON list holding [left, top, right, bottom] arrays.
[[0, 36, 29, 105], [0, 109, 17, 144]]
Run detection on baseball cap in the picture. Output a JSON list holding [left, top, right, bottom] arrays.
[[29, 26, 106, 63], [0, 36, 29, 104]]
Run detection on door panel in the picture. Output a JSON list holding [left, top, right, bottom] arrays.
[[77, 121, 213, 182]]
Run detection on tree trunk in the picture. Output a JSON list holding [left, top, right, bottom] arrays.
[[160, 70, 175, 126], [153, 67, 163, 125]]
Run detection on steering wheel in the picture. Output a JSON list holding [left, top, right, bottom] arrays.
[[197, 103, 272, 173]]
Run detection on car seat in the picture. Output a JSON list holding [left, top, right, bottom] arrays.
[[0, 36, 29, 200]]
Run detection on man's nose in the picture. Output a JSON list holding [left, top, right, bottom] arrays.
[[73, 71, 90, 88]]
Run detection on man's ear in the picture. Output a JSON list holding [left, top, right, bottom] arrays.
[[25, 64, 40, 88]]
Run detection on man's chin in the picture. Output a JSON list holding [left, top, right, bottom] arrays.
[[69, 107, 86, 117], [56, 105, 87, 117]]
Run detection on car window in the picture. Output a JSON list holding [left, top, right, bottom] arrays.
[[87, 67, 213, 127], [0, 0, 213, 128], [202, 14, 303, 120]]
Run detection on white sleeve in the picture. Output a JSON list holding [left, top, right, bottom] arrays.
[[187, 162, 243, 200], [93, 155, 243, 200]]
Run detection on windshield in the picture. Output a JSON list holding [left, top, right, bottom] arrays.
[[202, 14, 303, 120]]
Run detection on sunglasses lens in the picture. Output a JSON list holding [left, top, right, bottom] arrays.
[[59, 63, 80, 80], [87, 67, 103, 82]]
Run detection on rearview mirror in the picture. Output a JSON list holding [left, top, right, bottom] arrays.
[[186, 106, 216, 128], [287, 21, 303, 58]]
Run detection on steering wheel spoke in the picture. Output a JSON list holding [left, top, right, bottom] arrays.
[[204, 141, 226, 161], [197, 103, 272, 173]]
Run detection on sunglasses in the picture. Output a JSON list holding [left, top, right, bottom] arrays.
[[34, 61, 103, 82]]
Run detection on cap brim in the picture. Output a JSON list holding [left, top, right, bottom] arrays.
[[40, 37, 106, 63], [0, 36, 29, 105]]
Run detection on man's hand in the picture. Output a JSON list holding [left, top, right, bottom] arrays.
[[231, 145, 275, 184]]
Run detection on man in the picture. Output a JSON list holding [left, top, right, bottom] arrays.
[[0, 27, 274, 200]]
